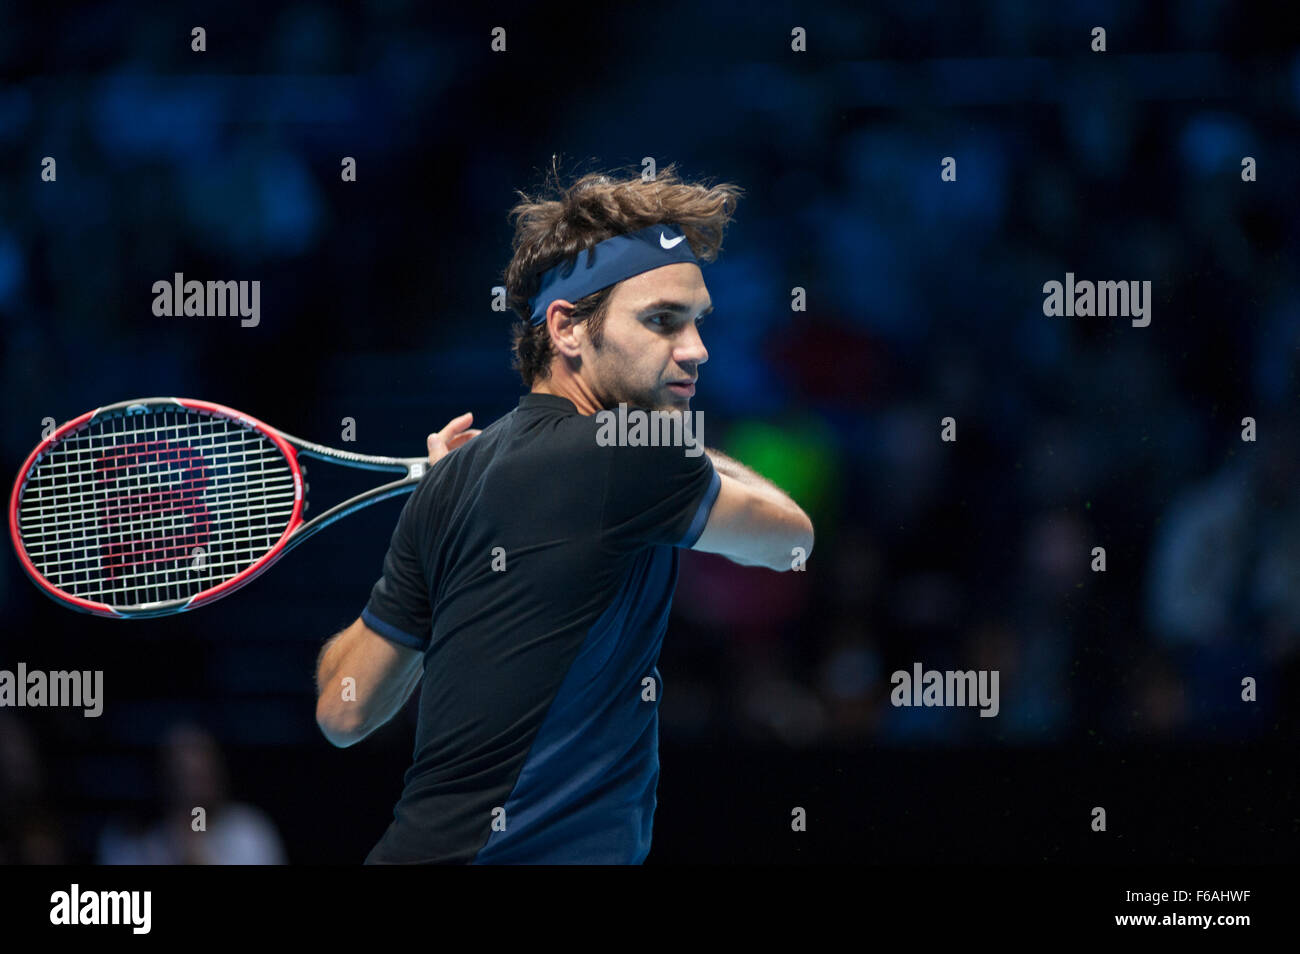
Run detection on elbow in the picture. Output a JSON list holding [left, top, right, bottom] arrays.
[[316, 696, 365, 748], [797, 515, 815, 565], [767, 510, 814, 572]]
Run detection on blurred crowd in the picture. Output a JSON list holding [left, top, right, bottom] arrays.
[[2, 718, 283, 864], [1, 0, 1296, 861]]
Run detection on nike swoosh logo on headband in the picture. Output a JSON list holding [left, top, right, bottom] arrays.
[[660, 233, 685, 249]]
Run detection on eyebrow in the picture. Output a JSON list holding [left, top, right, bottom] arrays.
[[639, 299, 714, 318]]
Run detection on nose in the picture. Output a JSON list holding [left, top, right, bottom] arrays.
[[676, 321, 709, 370]]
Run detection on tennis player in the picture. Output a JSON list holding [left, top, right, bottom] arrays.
[[315, 163, 814, 863]]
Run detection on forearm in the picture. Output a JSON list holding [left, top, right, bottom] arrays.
[[700, 447, 815, 568], [706, 447, 802, 511]]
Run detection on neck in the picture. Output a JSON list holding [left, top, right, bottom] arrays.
[[532, 367, 603, 416]]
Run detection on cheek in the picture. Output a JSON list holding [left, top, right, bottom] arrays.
[[601, 336, 651, 375]]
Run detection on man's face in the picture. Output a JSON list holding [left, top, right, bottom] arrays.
[[581, 262, 711, 412]]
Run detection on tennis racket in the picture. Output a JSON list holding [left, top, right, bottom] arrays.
[[9, 397, 433, 619]]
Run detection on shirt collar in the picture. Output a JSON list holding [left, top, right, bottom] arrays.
[[517, 392, 579, 414]]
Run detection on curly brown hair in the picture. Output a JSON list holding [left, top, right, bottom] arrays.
[[501, 158, 743, 387]]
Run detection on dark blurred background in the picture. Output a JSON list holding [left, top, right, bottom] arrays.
[[2, 1, 1298, 863]]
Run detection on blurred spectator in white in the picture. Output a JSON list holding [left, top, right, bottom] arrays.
[[98, 723, 285, 865]]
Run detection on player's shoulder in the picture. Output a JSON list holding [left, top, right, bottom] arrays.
[[507, 399, 608, 457], [534, 407, 701, 473], [590, 405, 711, 471]]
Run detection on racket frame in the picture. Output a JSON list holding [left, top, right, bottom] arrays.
[[9, 397, 429, 619]]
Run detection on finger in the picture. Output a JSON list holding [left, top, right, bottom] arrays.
[[438, 412, 474, 440], [446, 429, 482, 449]]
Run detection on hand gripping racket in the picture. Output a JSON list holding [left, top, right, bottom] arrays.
[[9, 398, 430, 619]]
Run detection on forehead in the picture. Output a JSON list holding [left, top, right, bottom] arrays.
[[608, 262, 709, 311]]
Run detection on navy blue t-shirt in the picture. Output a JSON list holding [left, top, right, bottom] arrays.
[[361, 393, 720, 863]]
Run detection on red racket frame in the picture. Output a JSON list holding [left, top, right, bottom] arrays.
[[9, 397, 427, 619]]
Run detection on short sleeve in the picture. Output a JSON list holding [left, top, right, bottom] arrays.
[[362, 491, 432, 651], [601, 442, 721, 548]]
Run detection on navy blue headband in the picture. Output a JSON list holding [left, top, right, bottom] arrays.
[[528, 223, 699, 325]]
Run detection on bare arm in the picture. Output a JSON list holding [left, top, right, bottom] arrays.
[[315, 617, 424, 748], [314, 412, 480, 747], [691, 448, 814, 571]]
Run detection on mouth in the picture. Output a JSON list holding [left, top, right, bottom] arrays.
[[666, 380, 696, 398]]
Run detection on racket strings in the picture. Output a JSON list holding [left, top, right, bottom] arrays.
[[16, 407, 297, 608]]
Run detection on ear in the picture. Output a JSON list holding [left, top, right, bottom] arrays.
[[547, 300, 585, 359]]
